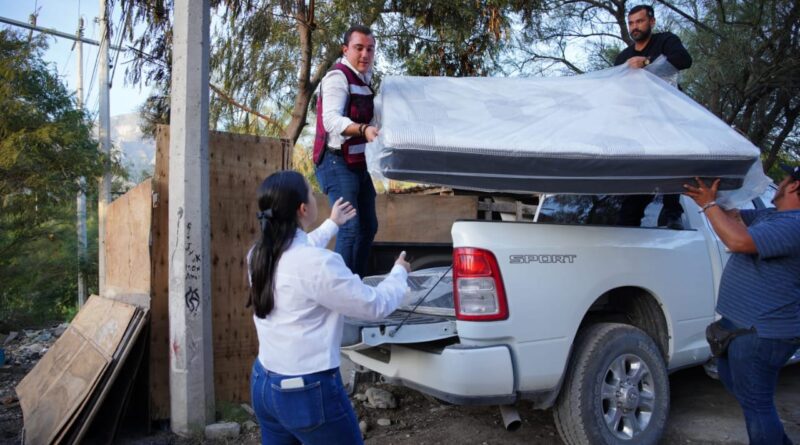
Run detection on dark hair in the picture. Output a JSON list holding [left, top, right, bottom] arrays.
[[629, 4, 655, 18], [343, 25, 373, 46], [248, 170, 309, 318]]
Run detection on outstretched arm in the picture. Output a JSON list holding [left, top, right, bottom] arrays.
[[683, 178, 756, 253], [307, 197, 357, 248]]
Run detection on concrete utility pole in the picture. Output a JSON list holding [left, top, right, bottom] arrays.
[[97, 0, 111, 296], [76, 17, 88, 307], [168, 0, 215, 436]]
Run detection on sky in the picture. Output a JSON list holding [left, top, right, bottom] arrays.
[[0, 0, 148, 117]]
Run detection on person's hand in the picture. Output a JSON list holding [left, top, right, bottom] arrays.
[[394, 251, 411, 273], [365, 125, 379, 142], [329, 197, 356, 226], [627, 56, 649, 69], [683, 177, 720, 208]]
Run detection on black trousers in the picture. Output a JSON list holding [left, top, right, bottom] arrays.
[[618, 194, 683, 227]]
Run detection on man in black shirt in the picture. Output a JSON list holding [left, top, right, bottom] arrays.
[[614, 5, 692, 70], [615, 4, 693, 229]]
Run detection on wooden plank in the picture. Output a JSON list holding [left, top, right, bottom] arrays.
[[313, 193, 478, 244], [104, 179, 153, 300], [149, 125, 171, 420], [374, 194, 478, 243]]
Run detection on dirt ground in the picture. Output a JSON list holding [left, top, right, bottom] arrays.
[[2, 360, 799, 444]]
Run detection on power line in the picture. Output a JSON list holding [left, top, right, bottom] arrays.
[[85, 38, 102, 108], [109, 3, 127, 88], [60, 43, 75, 77]]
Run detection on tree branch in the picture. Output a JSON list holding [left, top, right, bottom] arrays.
[[522, 53, 585, 74], [765, 104, 800, 169], [209, 84, 283, 128], [654, 0, 722, 37]]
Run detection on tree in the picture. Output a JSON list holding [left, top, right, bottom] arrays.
[[118, 0, 537, 146], [0, 30, 103, 326], [680, 0, 800, 171], [506, 0, 635, 76]]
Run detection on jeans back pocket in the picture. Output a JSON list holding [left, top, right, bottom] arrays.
[[270, 381, 325, 432]]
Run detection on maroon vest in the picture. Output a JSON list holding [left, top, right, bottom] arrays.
[[313, 63, 374, 169]]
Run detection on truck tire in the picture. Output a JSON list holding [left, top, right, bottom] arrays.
[[554, 323, 669, 445]]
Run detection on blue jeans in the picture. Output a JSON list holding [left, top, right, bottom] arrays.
[[250, 360, 363, 445], [315, 153, 378, 277], [717, 318, 799, 445]]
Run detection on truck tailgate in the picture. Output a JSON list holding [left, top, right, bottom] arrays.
[[343, 267, 457, 349]]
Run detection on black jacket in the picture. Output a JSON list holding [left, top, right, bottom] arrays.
[[614, 32, 692, 70]]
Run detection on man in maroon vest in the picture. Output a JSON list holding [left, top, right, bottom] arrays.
[[313, 25, 380, 277]]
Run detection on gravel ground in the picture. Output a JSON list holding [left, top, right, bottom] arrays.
[[2, 326, 798, 445]]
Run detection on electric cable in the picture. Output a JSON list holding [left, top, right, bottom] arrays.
[[109, 5, 127, 88], [60, 43, 75, 78]]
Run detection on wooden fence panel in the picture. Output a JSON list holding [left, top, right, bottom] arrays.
[[104, 179, 152, 303], [149, 126, 283, 418]]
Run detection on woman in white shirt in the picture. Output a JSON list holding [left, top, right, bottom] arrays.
[[248, 170, 410, 445]]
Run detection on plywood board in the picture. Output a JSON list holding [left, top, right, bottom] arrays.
[[149, 126, 284, 418], [17, 329, 108, 445], [209, 130, 284, 405], [66, 311, 149, 444], [70, 295, 137, 359], [104, 179, 153, 300], [15, 296, 138, 444]]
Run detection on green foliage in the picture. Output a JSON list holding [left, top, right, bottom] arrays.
[[378, 1, 536, 77], [215, 400, 252, 424], [681, 0, 800, 170], [0, 30, 103, 329], [119, 0, 539, 143], [292, 144, 320, 192]]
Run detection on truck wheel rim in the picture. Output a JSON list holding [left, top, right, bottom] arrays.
[[600, 353, 655, 440]]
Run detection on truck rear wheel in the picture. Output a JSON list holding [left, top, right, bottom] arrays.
[[554, 323, 669, 445]]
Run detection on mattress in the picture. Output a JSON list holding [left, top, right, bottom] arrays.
[[368, 59, 767, 196]]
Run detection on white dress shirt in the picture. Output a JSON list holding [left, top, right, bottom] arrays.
[[320, 58, 375, 149], [250, 219, 409, 375]]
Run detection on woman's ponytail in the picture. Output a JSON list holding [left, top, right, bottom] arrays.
[[248, 171, 309, 318]]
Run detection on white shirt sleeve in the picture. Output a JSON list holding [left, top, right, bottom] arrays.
[[306, 219, 338, 248], [312, 255, 410, 321], [321, 70, 354, 140]]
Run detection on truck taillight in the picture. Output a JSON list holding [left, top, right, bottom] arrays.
[[453, 248, 508, 321]]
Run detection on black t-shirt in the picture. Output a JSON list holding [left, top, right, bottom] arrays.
[[614, 32, 692, 70]]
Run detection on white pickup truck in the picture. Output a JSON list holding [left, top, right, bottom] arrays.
[[343, 186, 799, 445]]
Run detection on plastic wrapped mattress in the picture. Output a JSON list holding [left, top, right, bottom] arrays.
[[368, 58, 769, 201]]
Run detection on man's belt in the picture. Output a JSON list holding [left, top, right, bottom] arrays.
[[326, 146, 343, 156]]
